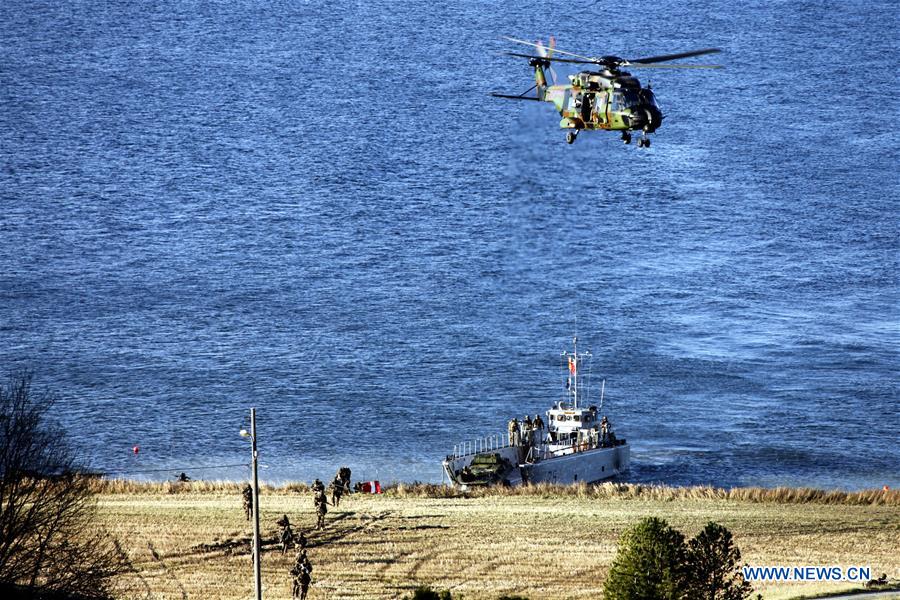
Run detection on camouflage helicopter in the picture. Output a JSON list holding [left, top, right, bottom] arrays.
[[493, 37, 721, 146]]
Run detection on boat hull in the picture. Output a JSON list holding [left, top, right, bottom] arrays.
[[442, 443, 629, 488], [524, 444, 629, 484]]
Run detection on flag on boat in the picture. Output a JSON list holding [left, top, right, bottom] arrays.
[[568, 356, 576, 375]]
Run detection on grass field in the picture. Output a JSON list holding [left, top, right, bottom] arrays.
[[97, 481, 900, 600]]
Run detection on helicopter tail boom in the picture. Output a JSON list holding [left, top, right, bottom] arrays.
[[490, 93, 543, 101]]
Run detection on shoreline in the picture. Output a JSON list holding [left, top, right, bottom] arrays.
[[90, 478, 900, 505]]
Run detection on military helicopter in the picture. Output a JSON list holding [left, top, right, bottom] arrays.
[[493, 37, 721, 146]]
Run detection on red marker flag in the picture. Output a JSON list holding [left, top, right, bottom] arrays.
[[568, 357, 576, 375]]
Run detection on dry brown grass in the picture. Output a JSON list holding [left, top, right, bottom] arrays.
[[93, 479, 900, 506], [89, 479, 314, 495], [98, 483, 900, 600], [389, 481, 900, 506]]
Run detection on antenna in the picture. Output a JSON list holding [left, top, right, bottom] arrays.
[[599, 379, 606, 412], [573, 335, 577, 409], [561, 335, 591, 410]]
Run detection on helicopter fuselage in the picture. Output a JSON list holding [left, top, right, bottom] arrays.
[[540, 68, 663, 135]]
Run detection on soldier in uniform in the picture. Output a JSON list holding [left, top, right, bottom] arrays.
[[338, 466, 352, 492], [600, 416, 610, 446], [290, 550, 313, 600], [315, 494, 328, 530], [242, 483, 253, 520], [508, 417, 520, 446], [276, 514, 294, 555], [330, 473, 344, 507], [296, 529, 307, 550], [523, 416, 534, 447], [534, 414, 544, 431]]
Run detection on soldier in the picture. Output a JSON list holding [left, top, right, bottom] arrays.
[[339, 466, 352, 492], [290, 550, 313, 600], [315, 495, 328, 530], [276, 514, 294, 555], [508, 417, 520, 446], [600, 416, 610, 446], [242, 483, 253, 520], [330, 473, 344, 507], [534, 414, 544, 431], [296, 529, 308, 550]]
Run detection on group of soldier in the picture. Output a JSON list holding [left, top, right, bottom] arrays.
[[504, 412, 614, 450], [277, 514, 312, 599], [239, 466, 354, 599], [507, 414, 545, 447]]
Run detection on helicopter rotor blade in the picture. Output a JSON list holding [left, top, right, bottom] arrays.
[[625, 48, 721, 64], [505, 52, 597, 65], [503, 36, 596, 62], [627, 63, 722, 69]]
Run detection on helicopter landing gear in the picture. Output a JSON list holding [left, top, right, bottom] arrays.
[[638, 137, 651, 148], [566, 130, 578, 144], [621, 132, 632, 145]]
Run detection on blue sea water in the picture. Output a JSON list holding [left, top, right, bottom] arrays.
[[1, 1, 897, 489]]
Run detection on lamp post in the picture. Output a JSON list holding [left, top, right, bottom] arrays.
[[240, 408, 262, 600]]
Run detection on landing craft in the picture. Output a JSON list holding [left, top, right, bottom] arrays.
[[442, 337, 630, 488], [493, 37, 722, 146]]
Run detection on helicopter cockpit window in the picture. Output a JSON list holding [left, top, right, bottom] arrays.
[[639, 89, 659, 108], [611, 90, 640, 111]]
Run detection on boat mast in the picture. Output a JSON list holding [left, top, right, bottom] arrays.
[[572, 336, 578, 409], [562, 336, 592, 410]]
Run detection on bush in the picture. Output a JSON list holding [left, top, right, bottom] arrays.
[[685, 522, 754, 600], [408, 585, 452, 600], [604, 518, 754, 600], [604, 517, 688, 599]]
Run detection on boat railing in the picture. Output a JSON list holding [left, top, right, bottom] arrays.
[[451, 433, 513, 459], [529, 440, 612, 462], [450, 431, 621, 461]]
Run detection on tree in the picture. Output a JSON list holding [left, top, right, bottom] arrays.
[[0, 372, 124, 599], [685, 522, 754, 600], [603, 517, 689, 600]]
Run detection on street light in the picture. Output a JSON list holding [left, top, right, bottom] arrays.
[[241, 409, 262, 600]]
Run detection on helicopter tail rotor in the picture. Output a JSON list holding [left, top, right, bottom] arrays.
[[536, 37, 558, 84]]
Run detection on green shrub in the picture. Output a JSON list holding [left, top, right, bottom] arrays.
[[685, 522, 754, 600], [604, 517, 688, 599], [604, 518, 755, 600], [408, 585, 452, 600]]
